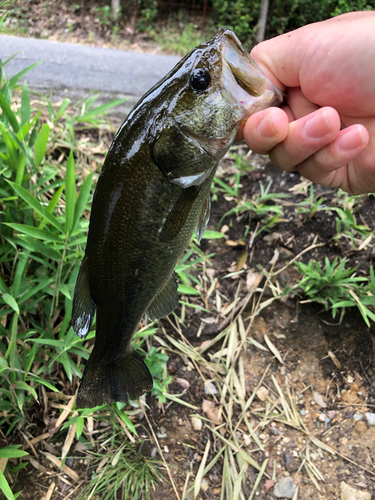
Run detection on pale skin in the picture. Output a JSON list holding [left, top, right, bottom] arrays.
[[238, 11, 375, 195]]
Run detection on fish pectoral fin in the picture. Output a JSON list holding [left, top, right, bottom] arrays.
[[146, 273, 179, 321], [160, 186, 199, 242], [76, 349, 153, 408], [72, 256, 96, 339], [196, 195, 211, 242]]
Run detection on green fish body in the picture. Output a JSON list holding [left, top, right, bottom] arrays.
[[72, 28, 283, 408]]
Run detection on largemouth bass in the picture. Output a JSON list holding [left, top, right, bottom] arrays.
[[72, 28, 283, 408]]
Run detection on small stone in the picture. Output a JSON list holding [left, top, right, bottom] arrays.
[[256, 386, 269, 401], [204, 380, 218, 395], [318, 413, 326, 422], [312, 390, 327, 408], [340, 481, 371, 500], [354, 413, 363, 421], [274, 476, 297, 498], [200, 478, 209, 492], [365, 412, 375, 426], [191, 417, 202, 431], [243, 434, 251, 446], [341, 437, 348, 446], [354, 420, 367, 436], [328, 410, 336, 420]]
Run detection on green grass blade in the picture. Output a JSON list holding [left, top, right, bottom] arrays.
[[0, 122, 19, 169], [0, 89, 19, 133], [20, 82, 30, 127], [72, 172, 93, 233], [0, 446, 28, 459], [77, 98, 127, 122], [5, 223, 63, 243], [33, 123, 50, 168], [0, 469, 15, 500], [1, 294, 19, 314], [8, 61, 43, 89], [11, 251, 28, 298], [65, 150, 76, 235], [7, 181, 64, 233]]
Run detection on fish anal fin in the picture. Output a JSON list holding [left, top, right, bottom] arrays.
[[196, 195, 211, 242], [76, 349, 153, 408], [72, 256, 96, 339], [160, 186, 199, 242], [146, 273, 179, 321]]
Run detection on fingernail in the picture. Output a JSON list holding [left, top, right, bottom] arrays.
[[257, 113, 278, 139], [337, 126, 365, 151], [303, 111, 332, 139]]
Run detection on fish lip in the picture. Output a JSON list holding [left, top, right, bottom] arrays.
[[217, 28, 284, 114]]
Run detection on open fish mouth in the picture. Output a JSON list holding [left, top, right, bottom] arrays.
[[217, 28, 284, 116]]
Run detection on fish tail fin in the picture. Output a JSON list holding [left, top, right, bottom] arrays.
[[76, 350, 153, 408]]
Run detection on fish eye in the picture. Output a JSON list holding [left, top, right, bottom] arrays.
[[190, 68, 211, 92]]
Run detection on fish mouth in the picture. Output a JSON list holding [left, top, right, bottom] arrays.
[[217, 28, 284, 117]]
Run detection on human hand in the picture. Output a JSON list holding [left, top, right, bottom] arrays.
[[239, 12, 375, 195]]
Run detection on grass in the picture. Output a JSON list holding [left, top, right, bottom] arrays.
[[0, 56, 179, 498], [1, 51, 375, 500]]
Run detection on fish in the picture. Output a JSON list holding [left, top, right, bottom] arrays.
[[71, 27, 283, 408]]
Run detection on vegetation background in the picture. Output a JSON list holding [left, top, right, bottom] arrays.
[[1, 1, 375, 500]]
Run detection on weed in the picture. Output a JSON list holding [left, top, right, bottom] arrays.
[[292, 257, 375, 326], [294, 184, 325, 221], [78, 435, 163, 500], [220, 180, 289, 234]]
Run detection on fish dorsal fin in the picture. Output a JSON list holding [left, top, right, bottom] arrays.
[[146, 273, 179, 321], [72, 256, 96, 339], [196, 195, 211, 242], [160, 186, 199, 242]]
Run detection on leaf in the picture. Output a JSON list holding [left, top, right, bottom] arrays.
[[115, 408, 138, 435], [8, 61, 43, 89], [202, 399, 222, 425], [0, 469, 14, 500], [56, 98, 70, 120], [72, 172, 93, 233], [15, 381, 38, 401], [0, 446, 28, 459], [34, 123, 50, 168], [0, 122, 18, 169], [20, 82, 30, 126], [77, 98, 127, 122], [7, 181, 64, 233], [5, 223, 62, 243], [65, 150, 75, 235], [1, 293, 19, 314], [194, 439, 210, 499], [264, 334, 284, 364], [202, 230, 225, 239], [178, 284, 201, 295], [75, 417, 84, 440], [0, 89, 19, 133]]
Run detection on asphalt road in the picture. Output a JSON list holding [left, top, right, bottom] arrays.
[[0, 35, 181, 116]]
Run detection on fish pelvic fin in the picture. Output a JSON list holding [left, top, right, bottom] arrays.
[[146, 273, 179, 321], [76, 349, 153, 408], [72, 256, 96, 339]]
